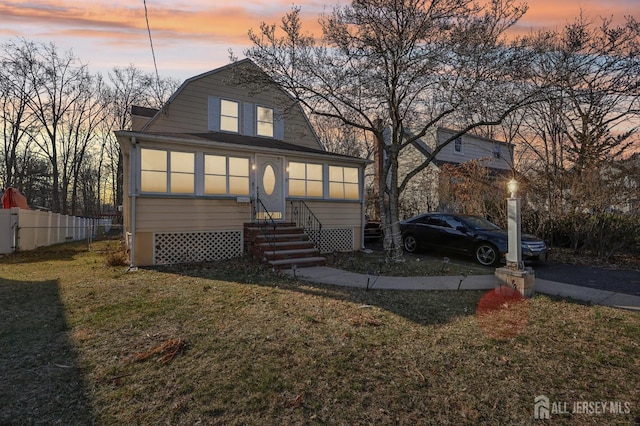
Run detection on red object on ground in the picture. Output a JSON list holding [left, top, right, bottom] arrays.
[[476, 285, 528, 340], [1, 187, 29, 209]]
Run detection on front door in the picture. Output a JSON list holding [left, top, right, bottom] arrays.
[[255, 155, 285, 221]]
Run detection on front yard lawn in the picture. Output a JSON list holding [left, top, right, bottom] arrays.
[[1, 240, 639, 424]]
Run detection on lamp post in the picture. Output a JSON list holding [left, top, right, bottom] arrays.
[[494, 177, 535, 298], [506, 178, 522, 271]]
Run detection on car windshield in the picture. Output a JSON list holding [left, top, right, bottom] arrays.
[[462, 216, 501, 231]]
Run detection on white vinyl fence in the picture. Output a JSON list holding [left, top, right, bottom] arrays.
[[0, 207, 112, 254]]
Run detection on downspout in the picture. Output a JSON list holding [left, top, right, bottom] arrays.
[[129, 137, 138, 268]]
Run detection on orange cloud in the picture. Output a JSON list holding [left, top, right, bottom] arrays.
[[0, 1, 323, 48], [1, 0, 632, 47], [0, 0, 634, 80]]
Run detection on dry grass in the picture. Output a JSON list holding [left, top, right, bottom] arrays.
[[325, 248, 492, 277], [104, 241, 130, 267], [1, 240, 639, 425]]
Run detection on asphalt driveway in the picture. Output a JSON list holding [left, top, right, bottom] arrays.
[[364, 240, 640, 297], [532, 261, 640, 297]]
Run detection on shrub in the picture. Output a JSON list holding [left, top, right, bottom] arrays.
[[105, 243, 129, 267]]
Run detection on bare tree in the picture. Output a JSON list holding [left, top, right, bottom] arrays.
[[101, 65, 179, 217], [18, 42, 90, 213], [63, 73, 110, 215], [0, 39, 39, 191], [0, 38, 179, 216], [244, 0, 542, 258], [519, 15, 640, 213]]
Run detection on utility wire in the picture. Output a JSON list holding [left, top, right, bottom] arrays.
[[143, 0, 161, 83]]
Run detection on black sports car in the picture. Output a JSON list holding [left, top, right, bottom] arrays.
[[400, 213, 549, 266]]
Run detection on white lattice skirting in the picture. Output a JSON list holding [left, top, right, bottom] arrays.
[[154, 230, 243, 265], [309, 228, 354, 253]]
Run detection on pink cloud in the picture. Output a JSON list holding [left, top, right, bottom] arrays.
[[0, 0, 634, 80]]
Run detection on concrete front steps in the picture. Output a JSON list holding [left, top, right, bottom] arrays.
[[244, 222, 326, 269]]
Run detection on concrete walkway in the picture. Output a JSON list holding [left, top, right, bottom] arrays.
[[284, 266, 640, 311]]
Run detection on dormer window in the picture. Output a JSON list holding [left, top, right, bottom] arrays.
[[220, 99, 239, 133], [256, 106, 274, 137]]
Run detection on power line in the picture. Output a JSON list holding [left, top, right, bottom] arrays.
[[143, 0, 160, 83]]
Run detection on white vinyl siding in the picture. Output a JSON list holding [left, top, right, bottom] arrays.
[[135, 198, 251, 233], [435, 129, 512, 171], [144, 62, 324, 150]]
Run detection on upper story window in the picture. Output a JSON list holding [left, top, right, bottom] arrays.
[[493, 145, 502, 159], [220, 99, 239, 133], [329, 166, 359, 200], [140, 148, 194, 193], [288, 162, 323, 198], [454, 137, 463, 154], [204, 154, 250, 196], [208, 97, 283, 139], [256, 106, 274, 137]]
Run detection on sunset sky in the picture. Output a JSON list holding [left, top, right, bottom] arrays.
[[0, 0, 636, 82]]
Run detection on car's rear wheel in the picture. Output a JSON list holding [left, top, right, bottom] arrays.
[[403, 234, 418, 253], [475, 243, 499, 266]]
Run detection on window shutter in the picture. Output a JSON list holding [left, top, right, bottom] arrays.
[[208, 96, 220, 131], [243, 102, 254, 136], [274, 109, 284, 140]]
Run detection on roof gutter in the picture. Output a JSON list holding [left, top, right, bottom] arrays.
[[114, 131, 371, 166]]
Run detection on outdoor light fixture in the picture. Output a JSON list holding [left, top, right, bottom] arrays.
[[495, 173, 535, 298], [506, 178, 522, 270], [507, 178, 519, 198]]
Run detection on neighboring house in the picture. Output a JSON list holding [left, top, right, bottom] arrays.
[[116, 59, 368, 267], [597, 153, 640, 214], [373, 127, 513, 218], [611, 153, 640, 214]]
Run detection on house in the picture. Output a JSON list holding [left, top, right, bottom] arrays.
[[373, 127, 514, 219], [115, 59, 369, 267]]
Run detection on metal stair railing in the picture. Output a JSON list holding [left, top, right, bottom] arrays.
[[288, 199, 322, 249], [251, 191, 278, 259]]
